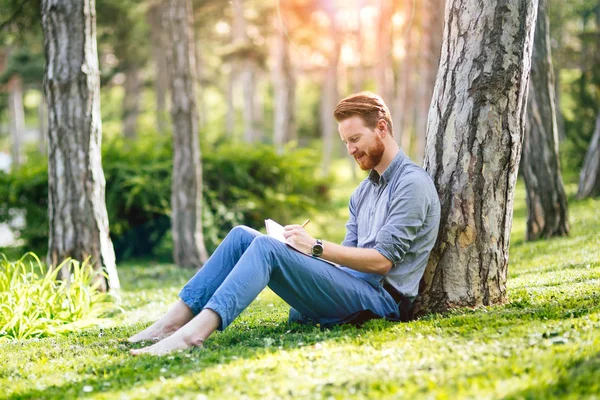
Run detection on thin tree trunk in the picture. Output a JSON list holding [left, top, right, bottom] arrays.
[[42, 0, 120, 291], [8, 75, 24, 170], [164, 0, 209, 268], [415, 0, 445, 165], [400, 19, 415, 154], [253, 69, 264, 142], [225, 67, 235, 137], [417, 0, 538, 314], [148, 2, 169, 134], [375, 0, 394, 107], [392, 0, 413, 147], [231, 0, 258, 143], [554, 67, 566, 142], [122, 66, 141, 139], [321, 64, 339, 176], [38, 92, 47, 155], [353, 0, 365, 93], [522, 0, 569, 240], [273, 16, 296, 153], [577, 112, 600, 198], [320, 4, 341, 176], [196, 38, 207, 129]]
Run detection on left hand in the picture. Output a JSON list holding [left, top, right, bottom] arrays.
[[283, 224, 315, 254]]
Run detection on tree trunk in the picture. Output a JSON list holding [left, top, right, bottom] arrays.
[[414, 0, 445, 165], [273, 16, 296, 153], [522, 0, 569, 241], [122, 66, 141, 139], [375, 0, 394, 107], [42, 0, 120, 291], [400, 18, 416, 153], [164, 0, 209, 268], [231, 0, 258, 143], [196, 38, 207, 129], [225, 67, 235, 137], [577, 111, 600, 198], [38, 92, 47, 155], [320, 4, 341, 176], [353, 0, 365, 93], [320, 64, 339, 176], [8, 75, 24, 170], [417, 0, 538, 314], [148, 2, 169, 134]]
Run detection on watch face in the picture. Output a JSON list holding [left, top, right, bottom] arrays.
[[312, 241, 324, 257]]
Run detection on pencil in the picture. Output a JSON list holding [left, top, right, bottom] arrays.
[[301, 219, 310, 228]]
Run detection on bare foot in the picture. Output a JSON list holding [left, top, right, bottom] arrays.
[[128, 300, 195, 343], [127, 323, 178, 343], [130, 330, 203, 356]]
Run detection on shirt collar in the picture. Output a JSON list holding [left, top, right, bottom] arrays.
[[368, 149, 406, 186]]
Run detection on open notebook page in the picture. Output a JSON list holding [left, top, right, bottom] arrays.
[[264, 219, 338, 267]]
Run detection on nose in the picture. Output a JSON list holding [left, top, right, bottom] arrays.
[[347, 143, 357, 155]]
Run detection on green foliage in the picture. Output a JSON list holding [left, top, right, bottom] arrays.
[[0, 47, 44, 85], [0, 134, 332, 259], [0, 253, 120, 341]]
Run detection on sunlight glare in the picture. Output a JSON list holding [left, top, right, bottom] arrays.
[[215, 21, 230, 35]]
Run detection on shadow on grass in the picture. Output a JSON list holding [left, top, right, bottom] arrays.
[[9, 322, 366, 399], [505, 351, 600, 399]]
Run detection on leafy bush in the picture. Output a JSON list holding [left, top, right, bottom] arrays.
[[0, 134, 332, 259], [0, 253, 120, 340]]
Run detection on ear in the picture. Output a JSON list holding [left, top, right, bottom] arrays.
[[376, 119, 388, 137]]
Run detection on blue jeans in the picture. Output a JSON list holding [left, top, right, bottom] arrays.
[[179, 225, 400, 330]]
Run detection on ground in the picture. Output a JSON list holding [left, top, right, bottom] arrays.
[[0, 173, 599, 399]]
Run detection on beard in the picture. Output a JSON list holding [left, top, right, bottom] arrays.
[[354, 134, 385, 170]]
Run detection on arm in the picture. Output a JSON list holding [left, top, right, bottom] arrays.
[[283, 226, 392, 275]]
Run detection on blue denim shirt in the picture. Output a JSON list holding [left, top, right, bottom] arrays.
[[339, 150, 441, 299]]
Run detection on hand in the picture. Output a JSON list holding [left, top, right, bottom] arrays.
[[283, 224, 315, 254]]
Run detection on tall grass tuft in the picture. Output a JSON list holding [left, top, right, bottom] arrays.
[[0, 253, 121, 340]]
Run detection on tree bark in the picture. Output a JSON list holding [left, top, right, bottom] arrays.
[[42, 0, 120, 291], [147, 2, 169, 134], [8, 75, 24, 170], [122, 65, 141, 139], [577, 111, 600, 198], [164, 0, 209, 268], [273, 15, 296, 153], [38, 92, 48, 155], [522, 0, 569, 241], [417, 0, 538, 314]]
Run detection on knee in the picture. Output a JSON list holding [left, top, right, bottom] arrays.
[[248, 235, 281, 255], [228, 225, 259, 243]]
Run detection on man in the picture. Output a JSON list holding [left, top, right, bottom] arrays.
[[129, 92, 440, 355]]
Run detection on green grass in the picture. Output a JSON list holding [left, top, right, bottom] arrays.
[[1, 168, 599, 399]]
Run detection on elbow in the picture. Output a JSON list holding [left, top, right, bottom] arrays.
[[377, 259, 393, 276]]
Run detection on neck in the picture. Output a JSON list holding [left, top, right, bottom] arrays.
[[373, 138, 400, 175]]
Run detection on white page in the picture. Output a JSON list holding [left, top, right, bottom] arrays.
[[265, 218, 286, 243], [264, 219, 338, 266]]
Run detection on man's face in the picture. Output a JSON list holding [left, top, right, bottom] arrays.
[[339, 116, 385, 171]]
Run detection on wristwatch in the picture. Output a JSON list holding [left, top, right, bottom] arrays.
[[311, 239, 324, 257]]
